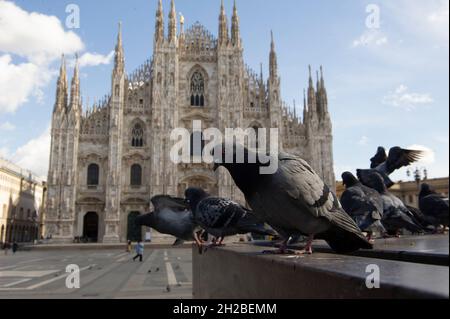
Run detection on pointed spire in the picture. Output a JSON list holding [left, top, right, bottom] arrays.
[[219, 0, 229, 46], [155, 0, 164, 44], [168, 0, 177, 43], [293, 99, 297, 120], [307, 65, 317, 117], [70, 53, 80, 112], [320, 65, 326, 91], [308, 65, 314, 88], [54, 54, 68, 113], [179, 12, 185, 35], [316, 70, 320, 91], [114, 22, 125, 75], [269, 31, 278, 79], [303, 89, 308, 121], [231, 0, 240, 46], [319, 65, 328, 115], [260, 63, 264, 83]]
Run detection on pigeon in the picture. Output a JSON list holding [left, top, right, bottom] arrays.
[[363, 171, 424, 236], [370, 147, 388, 169], [184, 187, 277, 246], [405, 205, 435, 231], [340, 172, 386, 240], [358, 147, 424, 188], [135, 195, 200, 246], [419, 184, 449, 229], [214, 145, 373, 254]]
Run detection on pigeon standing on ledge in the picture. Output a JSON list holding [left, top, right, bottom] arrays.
[[340, 172, 386, 241], [419, 184, 449, 229], [214, 146, 373, 254], [364, 172, 424, 236], [185, 187, 277, 247], [135, 195, 200, 246], [358, 146, 424, 188]]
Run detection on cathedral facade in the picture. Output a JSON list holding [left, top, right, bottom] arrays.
[[45, 0, 335, 243]]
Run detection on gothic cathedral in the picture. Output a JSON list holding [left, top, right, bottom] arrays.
[[45, 0, 335, 243]]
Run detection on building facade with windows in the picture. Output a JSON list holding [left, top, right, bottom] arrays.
[[46, 0, 335, 243], [0, 158, 46, 245]]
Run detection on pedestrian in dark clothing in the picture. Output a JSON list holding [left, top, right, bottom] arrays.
[[132, 241, 144, 262], [12, 242, 18, 254]]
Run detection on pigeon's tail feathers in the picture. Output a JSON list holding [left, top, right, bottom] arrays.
[[383, 211, 424, 234], [321, 208, 373, 253], [236, 213, 277, 237]]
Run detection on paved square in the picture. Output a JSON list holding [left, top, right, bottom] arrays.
[[0, 248, 192, 299]]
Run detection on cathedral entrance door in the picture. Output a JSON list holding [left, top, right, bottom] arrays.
[[83, 212, 99, 243], [127, 212, 142, 242]]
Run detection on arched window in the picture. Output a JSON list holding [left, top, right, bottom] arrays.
[[130, 164, 142, 186], [87, 164, 100, 186], [131, 123, 144, 147], [190, 71, 205, 107]]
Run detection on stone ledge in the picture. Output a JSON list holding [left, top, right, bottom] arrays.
[[193, 243, 449, 299]]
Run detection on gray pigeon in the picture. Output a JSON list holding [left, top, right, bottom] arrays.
[[340, 172, 386, 240], [419, 184, 449, 228], [214, 146, 373, 254], [370, 147, 388, 169], [135, 195, 200, 246], [184, 187, 277, 246], [364, 172, 424, 235], [358, 146, 424, 188]]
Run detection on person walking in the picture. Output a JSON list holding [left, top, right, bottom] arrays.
[[12, 242, 18, 254], [126, 240, 132, 253], [132, 240, 144, 262]]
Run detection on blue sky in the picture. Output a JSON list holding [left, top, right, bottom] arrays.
[[0, 0, 448, 181]]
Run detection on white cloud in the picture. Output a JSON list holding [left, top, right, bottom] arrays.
[[0, 1, 84, 64], [76, 51, 115, 68], [0, 121, 16, 131], [352, 30, 388, 48], [384, 0, 449, 48], [0, 1, 84, 113], [0, 54, 53, 113], [0, 2, 110, 113], [382, 85, 433, 111], [407, 144, 436, 165], [357, 136, 369, 146], [11, 126, 51, 180]]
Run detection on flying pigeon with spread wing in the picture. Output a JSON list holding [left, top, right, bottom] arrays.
[[358, 146, 424, 188]]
